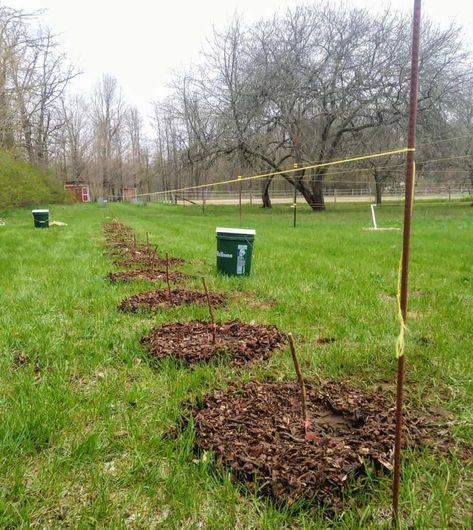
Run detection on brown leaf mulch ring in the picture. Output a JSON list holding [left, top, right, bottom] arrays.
[[119, 288, 227, 312], [141, 319, 286, 366], [104, 238, 134, 248], [107, 269, 187, 283], [191, 380, 434, 510], [104, 247, 159, 259], [114, 256, 185, 268]]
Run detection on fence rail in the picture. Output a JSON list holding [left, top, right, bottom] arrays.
[[135, 186, 472, 205]]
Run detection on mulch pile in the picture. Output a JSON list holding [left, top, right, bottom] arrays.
[[114, 256, 185, 268], [104, 246, 156, 258], [119, 288, 227, 312], [141, 319, 286, 366], [107, 269, 186, 283], [191, 380, 432, 509]]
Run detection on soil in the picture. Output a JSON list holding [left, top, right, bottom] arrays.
[[191, 380, 434, 509], [119, 288, 227, 312], [141, 319, 286, 366], [114, 255, 185, 268], [107, 269, 187, 283]]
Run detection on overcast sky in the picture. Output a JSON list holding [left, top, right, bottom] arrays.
[[6, 0, 473, 125]]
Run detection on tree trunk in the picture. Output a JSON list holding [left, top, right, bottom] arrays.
[[311, 175, 325, 211], [375, 176, 383, 204], [261, 177, 272, 208]]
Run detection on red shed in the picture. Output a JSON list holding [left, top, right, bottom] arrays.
[[65, 183, 90, 203], [122, 187, 137, 201]]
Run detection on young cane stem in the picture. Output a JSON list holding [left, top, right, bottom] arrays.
[[166, 253, 171, 295], [288, 333, 308, 428], [202, 277, 216, 344]]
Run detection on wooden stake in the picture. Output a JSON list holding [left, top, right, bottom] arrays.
[[166, 252, 171, 295], [146, 232, 149, 249], [393, 1, 422, 523], [133, 234, 137, 249], [288, 333, 308, 429], [202, 277, 216, 344]]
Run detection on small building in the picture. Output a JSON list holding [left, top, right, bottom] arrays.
[[122, 187, 137, 202], [65, 183, 90, 203]]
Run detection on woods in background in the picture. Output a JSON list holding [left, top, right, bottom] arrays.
[[0, 3, 472, 208]]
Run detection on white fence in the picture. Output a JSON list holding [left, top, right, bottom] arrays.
[[148, 186, 472, 205]]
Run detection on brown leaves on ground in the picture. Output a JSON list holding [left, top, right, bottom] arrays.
[[119, 288, 227, 312], [114, 256, 185, 268], [141, 319, 286, 367], [104, 247, 158, 259], [192, 379, 435, 509], [107, 269, 186, 283]]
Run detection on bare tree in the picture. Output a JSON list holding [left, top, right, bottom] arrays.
[[91, 74, 125, 197], [157, 4, 470, 209]]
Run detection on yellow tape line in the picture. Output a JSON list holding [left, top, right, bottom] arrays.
[[395, 161, 416, 358], [136, 147, 414, 198]]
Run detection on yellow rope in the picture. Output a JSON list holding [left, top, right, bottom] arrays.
[[395, 161, 416, 358], [136, 147, 413, 198]]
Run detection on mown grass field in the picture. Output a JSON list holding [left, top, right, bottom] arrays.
[[0, 201, 472, 529]]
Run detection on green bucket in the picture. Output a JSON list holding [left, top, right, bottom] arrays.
[[32, 209, 49, 228], [216, 227, 256, 276]]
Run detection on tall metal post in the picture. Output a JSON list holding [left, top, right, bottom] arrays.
[[392, 0, 422, 523], [293, 163, 299, 228], [238, 176, 242, 226]]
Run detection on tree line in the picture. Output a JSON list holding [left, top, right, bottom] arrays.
[[1, 3, 472, 208]]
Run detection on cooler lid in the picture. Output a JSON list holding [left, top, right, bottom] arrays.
[[216, 227, 256, 235], [32, 209, 49, 213]]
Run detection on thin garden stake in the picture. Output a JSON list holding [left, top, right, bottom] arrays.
[[146, 232, 149, 249], [202, 277, 216, 344], [238, 176, 242, 227], [293, 163, 299, 228], [392, 0, 421, 523], [287, 333, 308, 430], [165, 252, 171, 295]]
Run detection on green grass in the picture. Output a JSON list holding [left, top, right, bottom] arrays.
[[0, 149, 67, 210], [0, 201, 471, 528]]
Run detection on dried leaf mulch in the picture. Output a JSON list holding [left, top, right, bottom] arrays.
[[105, 238, 138, 248], [107, 269, 186, 283], [141, 319, 286, 366], [104, 247, 159, 259], [114, 255, 185, 268], [119, 288, 227, 312], [192, 379, 435, 509]]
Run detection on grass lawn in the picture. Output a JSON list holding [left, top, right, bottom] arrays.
[[0, 201, 471, 528]]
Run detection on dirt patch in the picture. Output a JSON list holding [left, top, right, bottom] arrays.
[[107, 269, 186, 283], [114, 256, 185, 268], [191, 380, 434, 509], [141, 319, 286, 366], [119, 288, 227, 312]]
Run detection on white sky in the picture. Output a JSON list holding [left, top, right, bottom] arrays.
[[6, 0, 473, 127]]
